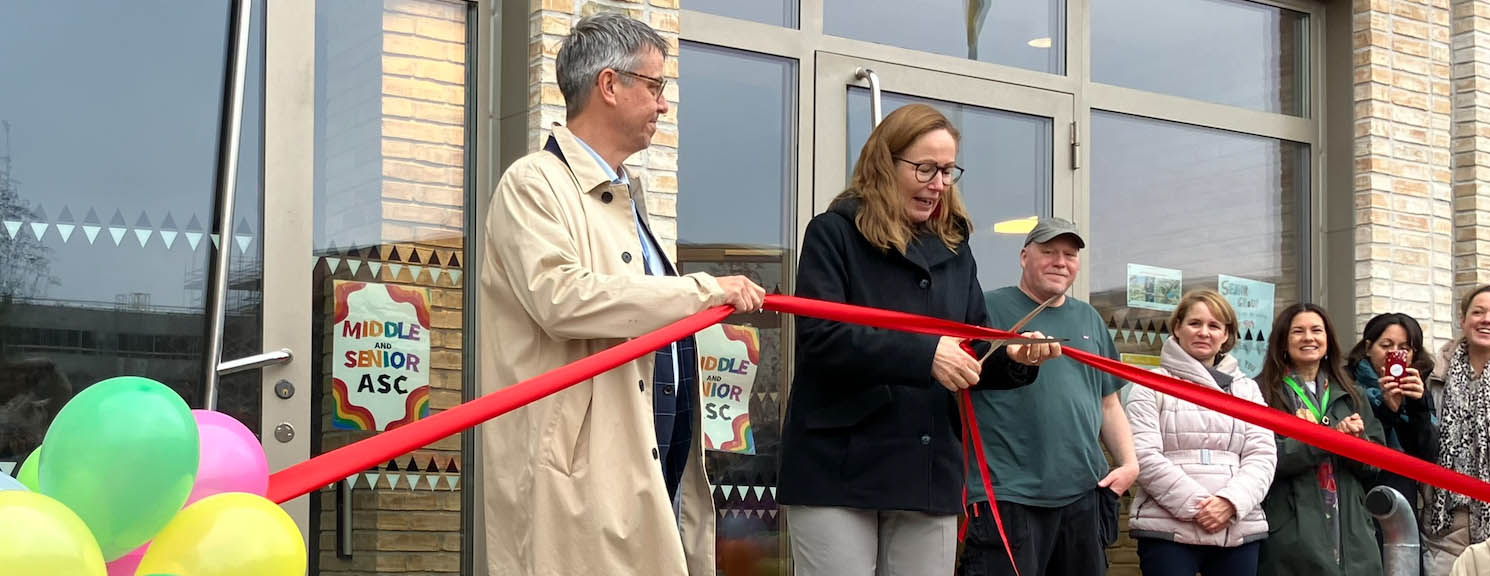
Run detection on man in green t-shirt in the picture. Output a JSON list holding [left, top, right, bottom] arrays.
[[957, 217, 1138, 576]]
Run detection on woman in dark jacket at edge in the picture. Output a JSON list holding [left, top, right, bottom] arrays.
[[1343, 312, 1438, 559], [1256, 303, 1387, 576], [776, 103, 1058, 576]]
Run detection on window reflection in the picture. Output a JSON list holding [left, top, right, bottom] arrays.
[[825, 0, 1065, 75], [0, 0, 265, 473], [1089, 112, 1306, 379], [688, 0, 798, 29], [1093, 0, 1307, 115], [677, 42, 796, 575]]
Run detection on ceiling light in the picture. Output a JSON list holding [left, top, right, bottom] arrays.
[[992, 216, 1039, 235], [1027, 37, 1052, 49]]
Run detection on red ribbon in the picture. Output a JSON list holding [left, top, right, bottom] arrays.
[[269, 294, 1490, 508]]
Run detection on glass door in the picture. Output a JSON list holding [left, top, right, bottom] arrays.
[[0, 0, 268, 492], [814, 53, 1075, 292], [261, 0, 479, 573]]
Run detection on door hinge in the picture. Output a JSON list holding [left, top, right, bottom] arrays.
[[1070, 121, 1081, 170]]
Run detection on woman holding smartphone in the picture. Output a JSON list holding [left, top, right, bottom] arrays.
[[1344, 313, 1438, 561]]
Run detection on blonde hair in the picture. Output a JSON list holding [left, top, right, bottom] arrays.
[[1169, 289, 1240, 355], [837, 104, 972, 254]]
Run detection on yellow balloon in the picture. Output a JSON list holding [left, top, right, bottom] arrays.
[[135, 492, 306, 576], [0, 491, 108, 576]]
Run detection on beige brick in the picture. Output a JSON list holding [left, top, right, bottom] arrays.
[[651, 0, 679, 7], [1395, 1, 1431, 21], [384, 76, 466, 105], [384, 34, 466, 63], [387, 0, 465, 21], [383, 201, 449, 226], [541, 0, 574, 12], [383, 118, 465, 146], [1394, 18, 1432, 40], [646, 171, 678, 193], [541, 82, 566, 107], [383, 181, 464, 206], [650, 11, 680, 33], [1396, 70, 1432, 93], [383, 157, 465, 185], [385, 12, 418, 34], [1395, 36, 1432, 58], [652, 127, 679, 148], [1397, 52, 1432, 76]]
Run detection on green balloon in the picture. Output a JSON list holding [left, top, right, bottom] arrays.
[[39, 376, 199, 561], [16, 448, 40, 491]]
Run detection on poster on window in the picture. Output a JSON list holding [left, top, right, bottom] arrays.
[[696, 324, 760, 455], [331, 280, 432, 431], [1218, 274, 1275, 378], [1127, 264, 1183, 312]]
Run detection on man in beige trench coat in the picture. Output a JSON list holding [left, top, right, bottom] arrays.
[[480, 13, 767, 576]]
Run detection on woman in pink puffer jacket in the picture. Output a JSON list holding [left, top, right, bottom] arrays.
[[1126, 289, 1279, 576]]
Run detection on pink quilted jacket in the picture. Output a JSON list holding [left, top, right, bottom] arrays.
[[1126, 337, 1278, 547]]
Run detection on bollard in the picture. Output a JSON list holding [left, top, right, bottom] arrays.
[[1367, 486, 1420, 576]]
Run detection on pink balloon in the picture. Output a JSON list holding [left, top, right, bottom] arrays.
[[187, 410, 269, 505], [106, 544, 146, 576]]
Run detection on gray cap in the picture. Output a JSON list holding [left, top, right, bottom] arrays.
[[1024, 217, 1086, 248]]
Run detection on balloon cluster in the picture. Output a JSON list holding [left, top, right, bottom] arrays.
[[0, 376, 306, 576]]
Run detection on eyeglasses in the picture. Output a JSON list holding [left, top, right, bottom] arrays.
[[616, 69, 667, 101], [894, 157, 964, 184]]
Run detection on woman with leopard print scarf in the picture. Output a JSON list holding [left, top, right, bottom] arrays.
[[1424, 285, 1490, 576]]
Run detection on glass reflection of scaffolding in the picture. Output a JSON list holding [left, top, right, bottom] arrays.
[[183, 253, 262, 316]]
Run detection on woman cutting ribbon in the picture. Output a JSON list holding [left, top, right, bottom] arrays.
[[775, 104, 1057, 576], [1255, 303, 1386, 576]]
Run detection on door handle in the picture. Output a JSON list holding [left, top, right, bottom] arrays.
[[855, 67, 882, 127], [217, 348, 294, 376]]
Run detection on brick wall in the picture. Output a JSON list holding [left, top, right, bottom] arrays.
[[529, 0, 683, 258], [1354, 0, 1458, 348], [314, 0, 468, 574], [1453, 0, 1490, 307]]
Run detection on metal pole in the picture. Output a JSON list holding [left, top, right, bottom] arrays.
[[203, 0, 255, 411], [1367, 486, 1421, 576]]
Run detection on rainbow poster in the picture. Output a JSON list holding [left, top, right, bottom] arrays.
[[331, 280, 433, 431], [696, 323, 760, 455]]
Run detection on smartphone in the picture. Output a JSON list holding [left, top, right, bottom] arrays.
[[1385, 349, 1409, 378]]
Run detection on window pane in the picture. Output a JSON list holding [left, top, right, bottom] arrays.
[[0, 0, 265, 474], [688, 0, 798, 28], [825, 0, 1065, 75], [311, 0, 471, 572], [1093, 0, 1307, 115], [677, 42, 796, 575], [1089, 112, 1307, 379], [848, 90, 1053, 291]]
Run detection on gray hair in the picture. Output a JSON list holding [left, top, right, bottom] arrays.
[[556, 13, 669, 119]]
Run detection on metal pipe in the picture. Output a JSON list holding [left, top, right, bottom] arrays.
[[1367, 486, 1420, 576], [855, 67, 882, 127], [202, 0, 255, 411]]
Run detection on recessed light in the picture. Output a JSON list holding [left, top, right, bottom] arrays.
[[992, 216, 1039, 235]]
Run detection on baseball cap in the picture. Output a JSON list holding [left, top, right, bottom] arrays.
[[1023, 217, 1086, 249]]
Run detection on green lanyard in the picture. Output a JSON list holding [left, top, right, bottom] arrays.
[[1284, 376, 1330, 425]]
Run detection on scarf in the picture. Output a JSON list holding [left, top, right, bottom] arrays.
[[1427, 342, 1490, 541], [1354, 359, 1404, 451]]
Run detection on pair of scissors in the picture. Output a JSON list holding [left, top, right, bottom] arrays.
[[976, 293, 1066, 365]]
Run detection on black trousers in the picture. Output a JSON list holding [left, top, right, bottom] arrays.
[[1136, 538, 1260, 576], [957, 488, 1116, 576]]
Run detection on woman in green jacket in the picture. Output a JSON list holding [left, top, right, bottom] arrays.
[[1256, 303, 1387, 576]]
